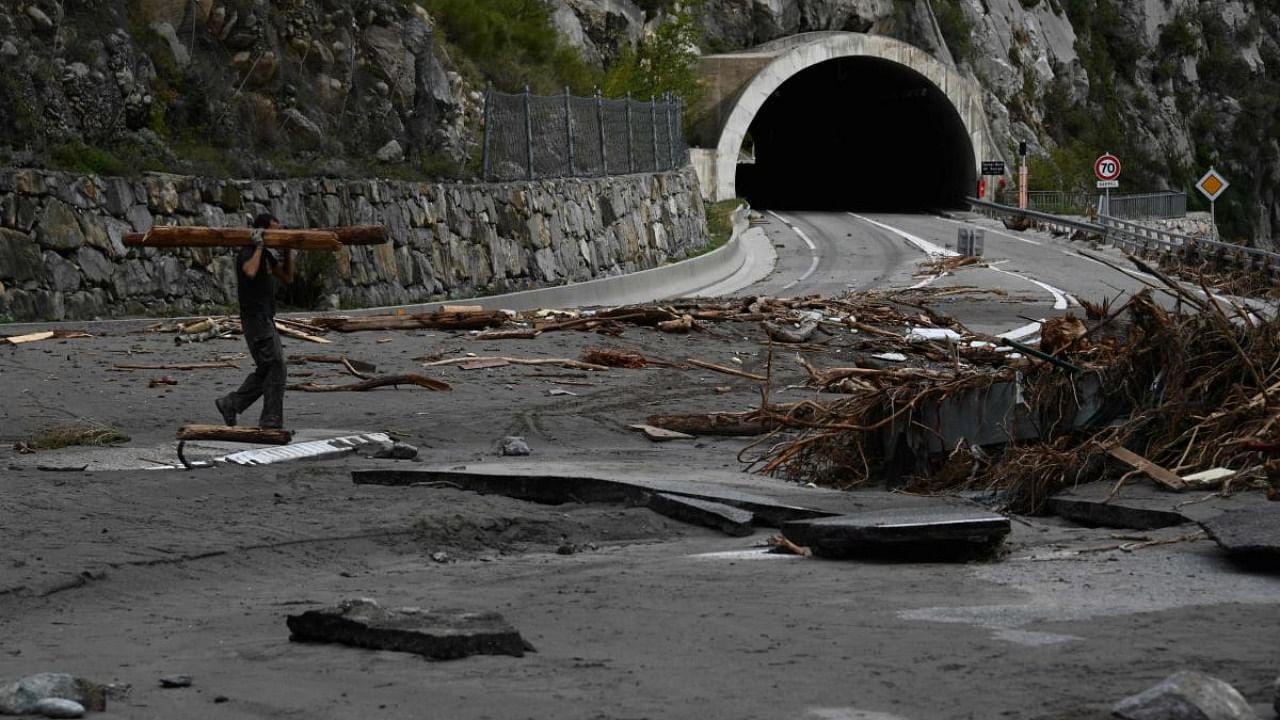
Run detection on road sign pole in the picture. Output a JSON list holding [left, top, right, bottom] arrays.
[[1211, 200, 1217, 240]]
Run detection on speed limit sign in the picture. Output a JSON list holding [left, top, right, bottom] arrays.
[[1094, 153, 1121, 182]]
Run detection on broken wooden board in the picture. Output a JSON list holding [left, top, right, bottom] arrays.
[[1106, 445, 1187, 491], [3, 331, 55, 345], [176, 424, 293, 445], [629, 424, 695, 442], [645, 412, 775, 436], [275, 321, 330, 344], [287, 598, 534, 659], [114, 361, 238, 370]]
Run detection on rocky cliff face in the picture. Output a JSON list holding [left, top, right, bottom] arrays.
[[0, 0, 475, 179], [559, 0, 1278, 244], [1, 0, 1275, 242]]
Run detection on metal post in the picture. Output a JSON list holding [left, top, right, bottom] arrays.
[[1210, 200, 1217, 240], [481, 84, 493, 181], [564, 86, 575, 178], [650, 96, 658, 173], [596, 89, 607, 176], [670, 92, 680, 169], [523, 85, 534, 181], [625, 93, 634, 174]]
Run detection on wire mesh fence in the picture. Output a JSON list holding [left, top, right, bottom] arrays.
[[483, 88, 689, 182], [997, 190, 1187, 219]]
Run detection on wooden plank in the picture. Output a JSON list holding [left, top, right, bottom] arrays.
[[177, 424, 293, 444], [4, 331, 55, 345], [332, 225, 388, 246], [629, 424, 695, 442], [1106, 445, 1187, 491], [274, 321, 331, 344]]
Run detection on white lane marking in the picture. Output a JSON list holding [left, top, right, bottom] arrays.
[[998, 321, 1043, 341], [938, 216, 1042, 246], [769, 211, 822, 290], [851, 213, 1074, 310], [848, 212, 956, 257], [909, 274, 944, 289], [987, 267, 1075, 310]]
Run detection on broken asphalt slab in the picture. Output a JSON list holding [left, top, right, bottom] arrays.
[[1199, 506, 1280, 565], [647, 493, 754, 536], [781, 507, 1011, 561], [351, 465, 833, 527], [286, 598, 535, 660], [1045, 480, 1253, 531]]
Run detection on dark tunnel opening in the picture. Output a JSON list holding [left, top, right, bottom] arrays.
[[735, 56, 976, 211]]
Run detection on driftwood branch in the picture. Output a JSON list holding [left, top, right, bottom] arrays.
[[685, 358, 767, 382], [287, 374, 451, 392], [424, 356, 611, 371], [176, 423, 293, 445]]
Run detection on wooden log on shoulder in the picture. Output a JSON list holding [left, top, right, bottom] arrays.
[[125, 226, 343, 251], [332, 225, 388, 245], [176, 424, 293, 445], [124, 225, 388, 251]]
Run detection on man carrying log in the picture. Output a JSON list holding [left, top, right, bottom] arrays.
[[215, 213, 294, 429]]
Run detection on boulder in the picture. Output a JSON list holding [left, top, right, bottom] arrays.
[[36, 201, 85, 251], [1112, 670, 1257, 720], [0, 229, 44, 282], [0, 673, 104, 715]]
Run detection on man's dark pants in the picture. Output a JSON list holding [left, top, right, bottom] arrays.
[[224, 314, 285, 428]]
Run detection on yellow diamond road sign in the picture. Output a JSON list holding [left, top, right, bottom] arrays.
[[1197, 168, 1229, 201]]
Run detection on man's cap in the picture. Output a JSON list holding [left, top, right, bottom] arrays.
[[252, 212, 278, 229]]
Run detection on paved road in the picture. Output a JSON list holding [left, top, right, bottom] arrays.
[[745, 210, 1159, 337]]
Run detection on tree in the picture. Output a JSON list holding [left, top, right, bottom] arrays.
[[603, 1, 705, 110]]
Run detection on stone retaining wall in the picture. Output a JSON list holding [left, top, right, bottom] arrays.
[[0, 167, 708, 322]]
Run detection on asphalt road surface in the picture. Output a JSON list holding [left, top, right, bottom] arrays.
[[2, 209, 1277, 720]]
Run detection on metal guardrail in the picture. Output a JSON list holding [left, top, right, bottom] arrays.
[[995, 191, 1187, 220], [967, 198, 1280, 275]]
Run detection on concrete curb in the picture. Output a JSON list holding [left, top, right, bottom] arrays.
[[1, 206, 761, 333], [381, 203, 754, 313]]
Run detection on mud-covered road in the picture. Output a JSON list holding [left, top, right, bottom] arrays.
[[2, 213, 1277, 719]]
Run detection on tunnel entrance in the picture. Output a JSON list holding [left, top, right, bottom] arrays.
[[734, 56, 975, 211]]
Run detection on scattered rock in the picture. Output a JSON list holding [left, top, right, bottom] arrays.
[[158, 675, 192, 688], [368, 441, 418, 460], [499, 436, 531, 456], [287, 598, 535, 659], [33, 698, 84, 718], [1112, 670, 1257, 720], [430, 551, 450, 563], [25, 6, 54, 32], [1, 40, 18, 57], [0, 673, 104, 715], [375, 140, 404, 163]]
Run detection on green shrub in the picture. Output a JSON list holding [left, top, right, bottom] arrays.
[[417, 0, 600, 94], [49, 141, 129, 175], [932, 0, 975, 63]]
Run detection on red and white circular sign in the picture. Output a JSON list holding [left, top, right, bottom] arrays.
[[1094, 153, 1121, 181]]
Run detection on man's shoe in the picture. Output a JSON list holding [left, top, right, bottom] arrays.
[[215, 397, 237, 426]]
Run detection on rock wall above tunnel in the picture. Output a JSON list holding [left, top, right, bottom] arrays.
[[0, 167, 707, 322]]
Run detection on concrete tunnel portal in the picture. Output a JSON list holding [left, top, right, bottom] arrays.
[[735, 56, 976, 211], [694, 33, 996, 211]]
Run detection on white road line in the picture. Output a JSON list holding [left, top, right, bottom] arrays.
[[769, 211, 822, 290], [848, 212, 956, 257], [998, 321, 1043, 341], [988, 266, 1075, 310], [852, 213, 1074, 310]]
